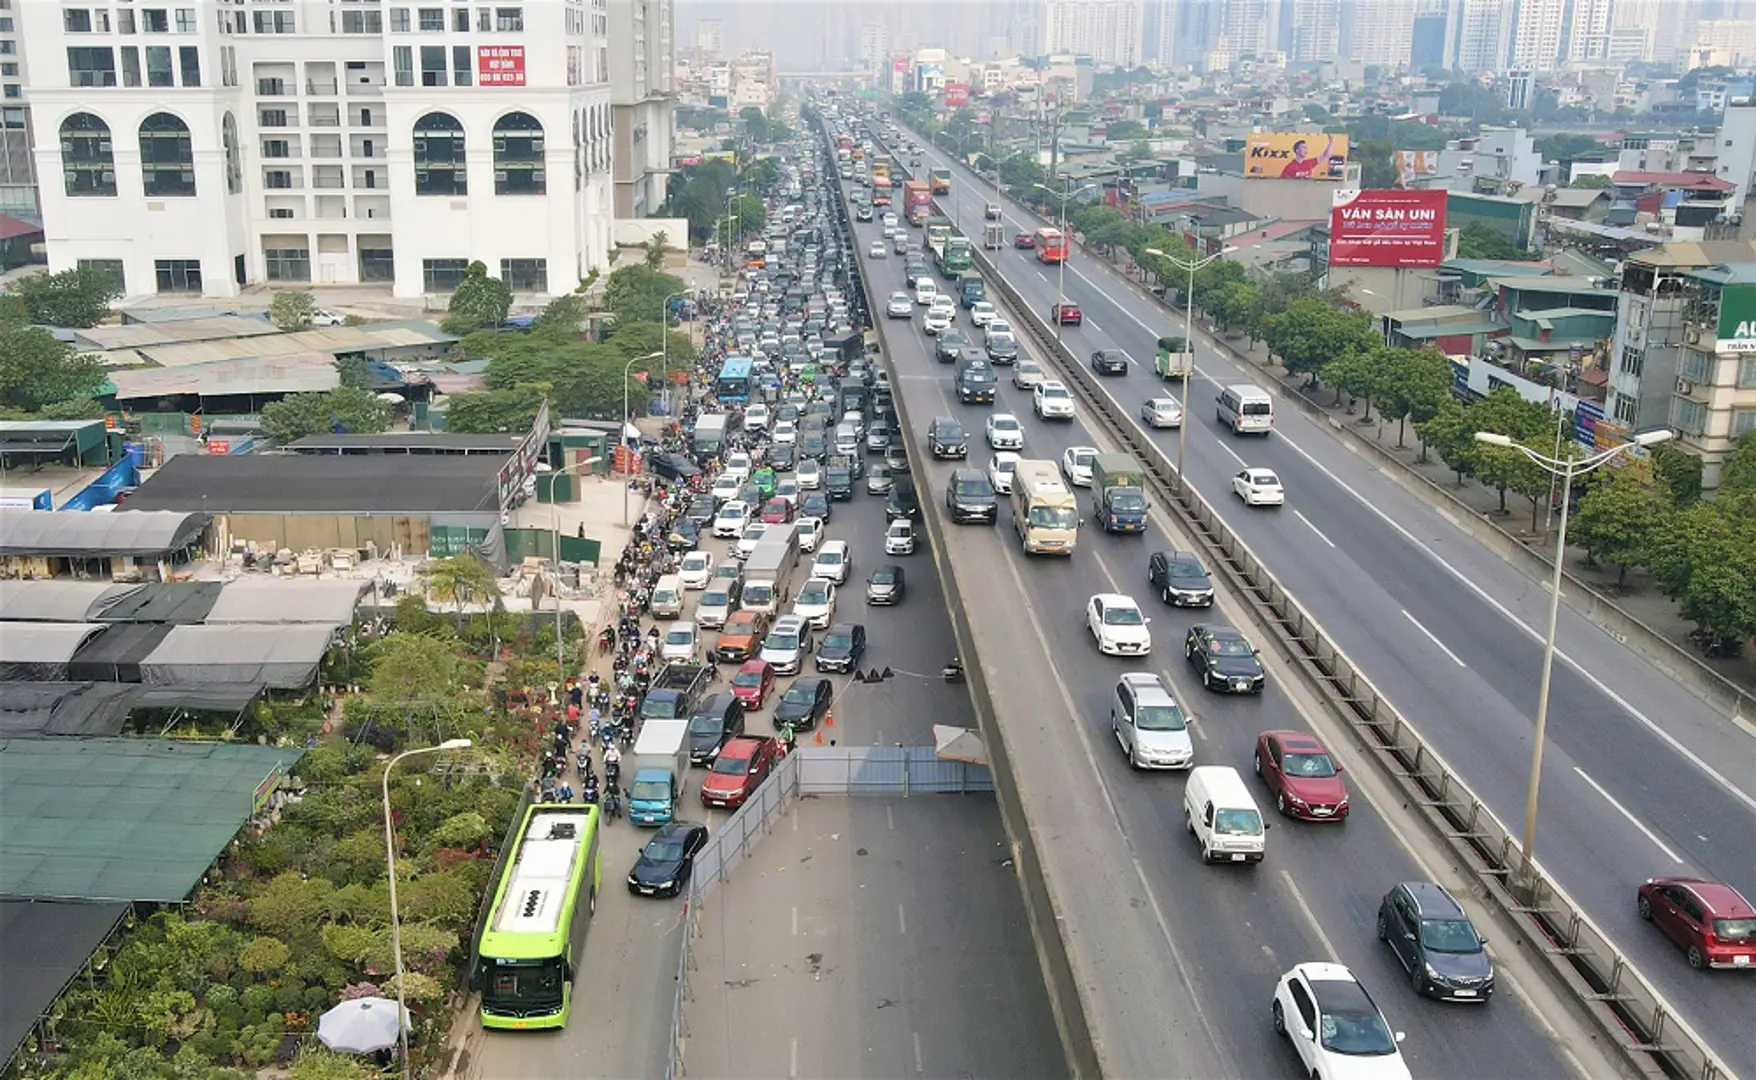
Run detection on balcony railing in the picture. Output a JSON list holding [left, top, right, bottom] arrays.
[[309, 113, 341, 127], [257, 79, 289, 96], [307, 80, 339, 95]]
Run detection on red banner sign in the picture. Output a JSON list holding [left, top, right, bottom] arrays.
[[943, 82, 970, 108], [1328, 189, 1448, 269], [478, 45, 526, 87]]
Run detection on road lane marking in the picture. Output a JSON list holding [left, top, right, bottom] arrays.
[[1401, 610, 1467, 668], [1086, 318, 1102, 334], [1036, 270, 1050, 285], [792, 905, 799, 936], [913, 1032, 924, 1073], [1214, 440, 1247, 467], [886, 803, 895, 830], [789, 1036, 799, 1079], [898, 903, 908, 935], [1292, 509, 1336, 549], [1573, 768, 1684, 864], [1278, 869, 1340, 963]]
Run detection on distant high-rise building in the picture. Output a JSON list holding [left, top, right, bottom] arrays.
[[1344, 0, 1417, 64], [859, 23, 892, 70], [1508, 68, 1533, 108], [1411, 0, 1454, 67], [1565, 0, 1615, 61], [1045, 0, 1145, 66], [1291, 0, 1341, 62], [696, 18, 725, 60], [1455, 0, 1511, 70], [1217, 0, 1273, 57], [1169, 0, 1222, 65], [611, 0, 677, 219], [1509, 0, 1566, 70]]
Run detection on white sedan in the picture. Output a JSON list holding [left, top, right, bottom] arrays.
[[797, 516, 824, 553], [772, 419, 798, 445], [922, 306, 954, 335], [812, 539, 851, 585], [678, 550, 714, 589], [736, 522, 769, 558], [1272, 963, 1411, 1080], [1034, 379, 1075, 419], [886, 291, 913, 318], [987, 318, 1012, 338], [1062, 446, 1097, 487], [792, 578, 837, 629], [969, 301, 998, 326], [1087, 593, 1152, 656], [797, 459, 823, 489], [710, 473, 742, 502], [712, 500, 751, 538], [660, 620, 700, 663], [1141, 397, 1183, 429], [1012, 359, 1045, 389], [1233, 467, 1285, 507], [723, 452, 752, 483], [868, 240, 888, 259], [988, 451, 1020, 495], [745, 404, 771, 430], [986, 413, 1025, 450]]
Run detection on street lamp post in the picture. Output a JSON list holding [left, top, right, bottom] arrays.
[[621, 350, 667, 526], [1471, 427, 1673, 892], [548, 455, 602, 686], [382, 738, 472, 1080], [1145, 245, 1234, 493], [1034, 181, 1096, 340]]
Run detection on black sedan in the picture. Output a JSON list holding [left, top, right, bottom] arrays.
[[1090, 349, 1129, 376], [685, 495, 719, 528], [649, 452, 701, 482], [627, 821, 709, 898], [1184, 624, 1267, 694], [936, 329, 971, 364], [815, 623, 867, 673], [775, 676, 834, 731], [769, 443, 797, 470], [866, 563, 906, 605], [1148, 550, 1215, 607], [665, 518, 701, 551], [799, 490, 831, 521]]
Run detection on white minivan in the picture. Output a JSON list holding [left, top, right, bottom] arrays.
[[649, 574, 685, 618], [1183, 765, 1268, 864], [1216, 384, 1275, 435]]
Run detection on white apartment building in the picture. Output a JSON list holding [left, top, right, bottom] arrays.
[[857, 22, 890, 72], [25, 0, 615, 300], [1043, 0, 1142, 68], [609, 0, 673, 219], [728, 52, 773, 111], [1455, 0, 1510, 71], [1289, 0, 1339, 63], [1508, 0, 1564, 70], [1344, 0, 1414, 66], [693, 17, 721, 61]]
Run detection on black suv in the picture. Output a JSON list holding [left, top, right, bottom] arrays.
[[956, 354, 996, 404], [944, 469, 998, 523], [686, 692, 746, 765], [1091, 349, 1129, 376], [927, 417, 967, 459], [1147, 550, 1214, 607], [1377, 882, 1495, 1001], [935, 329, 971, 364], [985, 331, 1019, 365], [886, 476, 920, 519]]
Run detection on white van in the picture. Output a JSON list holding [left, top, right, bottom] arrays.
[[1183, 765, 1267, 864], [1216, 384, 1274, 435], [649, 574, 685, 619]]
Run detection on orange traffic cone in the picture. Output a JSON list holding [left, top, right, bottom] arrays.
[[813, 729, 824, 745], [824, 709, 835, 728]]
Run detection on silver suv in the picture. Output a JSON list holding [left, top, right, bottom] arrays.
[[760, 614, 814, 675], [1111, 672, 1195, 770]]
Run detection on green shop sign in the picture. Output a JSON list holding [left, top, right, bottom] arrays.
[[1715, 283, 1756, 353]]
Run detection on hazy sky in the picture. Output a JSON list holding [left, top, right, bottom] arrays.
[[679, 0, 1020, 67]]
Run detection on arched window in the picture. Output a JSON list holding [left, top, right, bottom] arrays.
[[413, 111, 466, 196], [493, 112, 544, 195], [60, 112, 116, 197], [221, 112, 242, 194], [139, 112, 196, 197]]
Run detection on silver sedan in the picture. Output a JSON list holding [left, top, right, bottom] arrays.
[[1141, 397, 1184, 428]]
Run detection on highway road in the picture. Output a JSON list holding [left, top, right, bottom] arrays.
[[838, 170, 1595, 1079], [891, 130, 1756, 1070], [469, 402, 1053, 1077]]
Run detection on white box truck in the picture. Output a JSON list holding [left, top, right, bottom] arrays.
[[739, 523, 799, 614]]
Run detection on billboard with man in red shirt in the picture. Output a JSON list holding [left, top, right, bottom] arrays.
[[1245, 132, 1349, 180]]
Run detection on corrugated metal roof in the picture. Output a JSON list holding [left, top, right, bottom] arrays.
[[1627, 240, 1756, 267], [109, 354, 338, 400], [1611, 170, 1734, 190], [1547, 188, 1608, 208], [72, 316, 278, 352], [99, 320, 454, 369]]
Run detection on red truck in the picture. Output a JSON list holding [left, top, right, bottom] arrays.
[[902, 180, 932, 224]]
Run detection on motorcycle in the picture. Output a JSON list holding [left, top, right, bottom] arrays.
[[603, 786, 622, 821], [942, 657, 964, 683]]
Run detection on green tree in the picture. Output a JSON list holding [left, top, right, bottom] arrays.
[[1454, 222, 1526, 260], [445, 261, 513, 335], [335, 355, 375, 390], [1570, 173, 1613, 188], [443, 386, 546, 433], [0, 292, 28, 328], [1650, 441, 1704, 505], [0, 326, 107, 412], [237, 936, 292, 975], [1716, 430, 1756, 493], [287, 1048, 375, 1080], [1538, 133, 1608, 166], [1570, 469, 1669, 586], [1646, 499, 1756, 639], [643, 229, 674, 271], [1322, 349, 1381, 418], [370, 630, 468, 707], [1466, 388, 1561, 519], [1353, 136, 1396, 189], [247, 873, 333, 941], [269, 291, 315, 331], [1265, 298, 1378, 384], [603, 265, 687, 326], [417, 555, 500, 633], [1373, 347, 1454, 446], [1105, 119, 1146, 142], [6, 265, 122, 327], [259, 386, 393, 441], [739, 106, 771, 143]]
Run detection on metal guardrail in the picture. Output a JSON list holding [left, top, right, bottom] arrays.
[[933, 178, 1733, 1080], [664, 745, 997, 1079]]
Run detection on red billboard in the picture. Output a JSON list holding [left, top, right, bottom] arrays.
[[943, 82, 970, 108], [1328, 189, 1448, 268], [477, 45, 526, 87]]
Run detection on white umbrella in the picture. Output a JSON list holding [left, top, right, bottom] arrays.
[[316, 997, 409, 1055]]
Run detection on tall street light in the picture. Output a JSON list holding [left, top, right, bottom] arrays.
[[622, 350, 667, 526], [1471, 426, 1673, 893], [382, 738, 473, 1080], [1033, 181, 1096, 340], [548, 454, 602, 686], [1145, 245, 1234, 494]]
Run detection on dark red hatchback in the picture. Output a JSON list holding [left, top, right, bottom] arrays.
[[1638, 876, 1756, 970]]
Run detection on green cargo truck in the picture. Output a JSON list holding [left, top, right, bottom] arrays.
[[1091, 453, 1149, 534], [1155, 336, 1193, 380]]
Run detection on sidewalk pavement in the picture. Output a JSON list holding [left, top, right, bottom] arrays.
[[507, 472, 646, 634], [1191, 314, 1756, 695]]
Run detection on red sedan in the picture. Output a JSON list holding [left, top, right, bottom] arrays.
[[759, 497, 794, 524], [1637, 877, 1756, 969], [1013, 232, 1036, 249], [1252, 730, 1349, 821], [1050, 301, 1082, 325], [730, 659, 776, 710]]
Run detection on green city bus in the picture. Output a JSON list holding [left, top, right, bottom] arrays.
[[476, 803, 601, 1030]]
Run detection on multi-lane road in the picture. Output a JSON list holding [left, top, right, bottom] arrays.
[[886, 129, 1755, 1073], [835, 158, 1606, 1077]]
